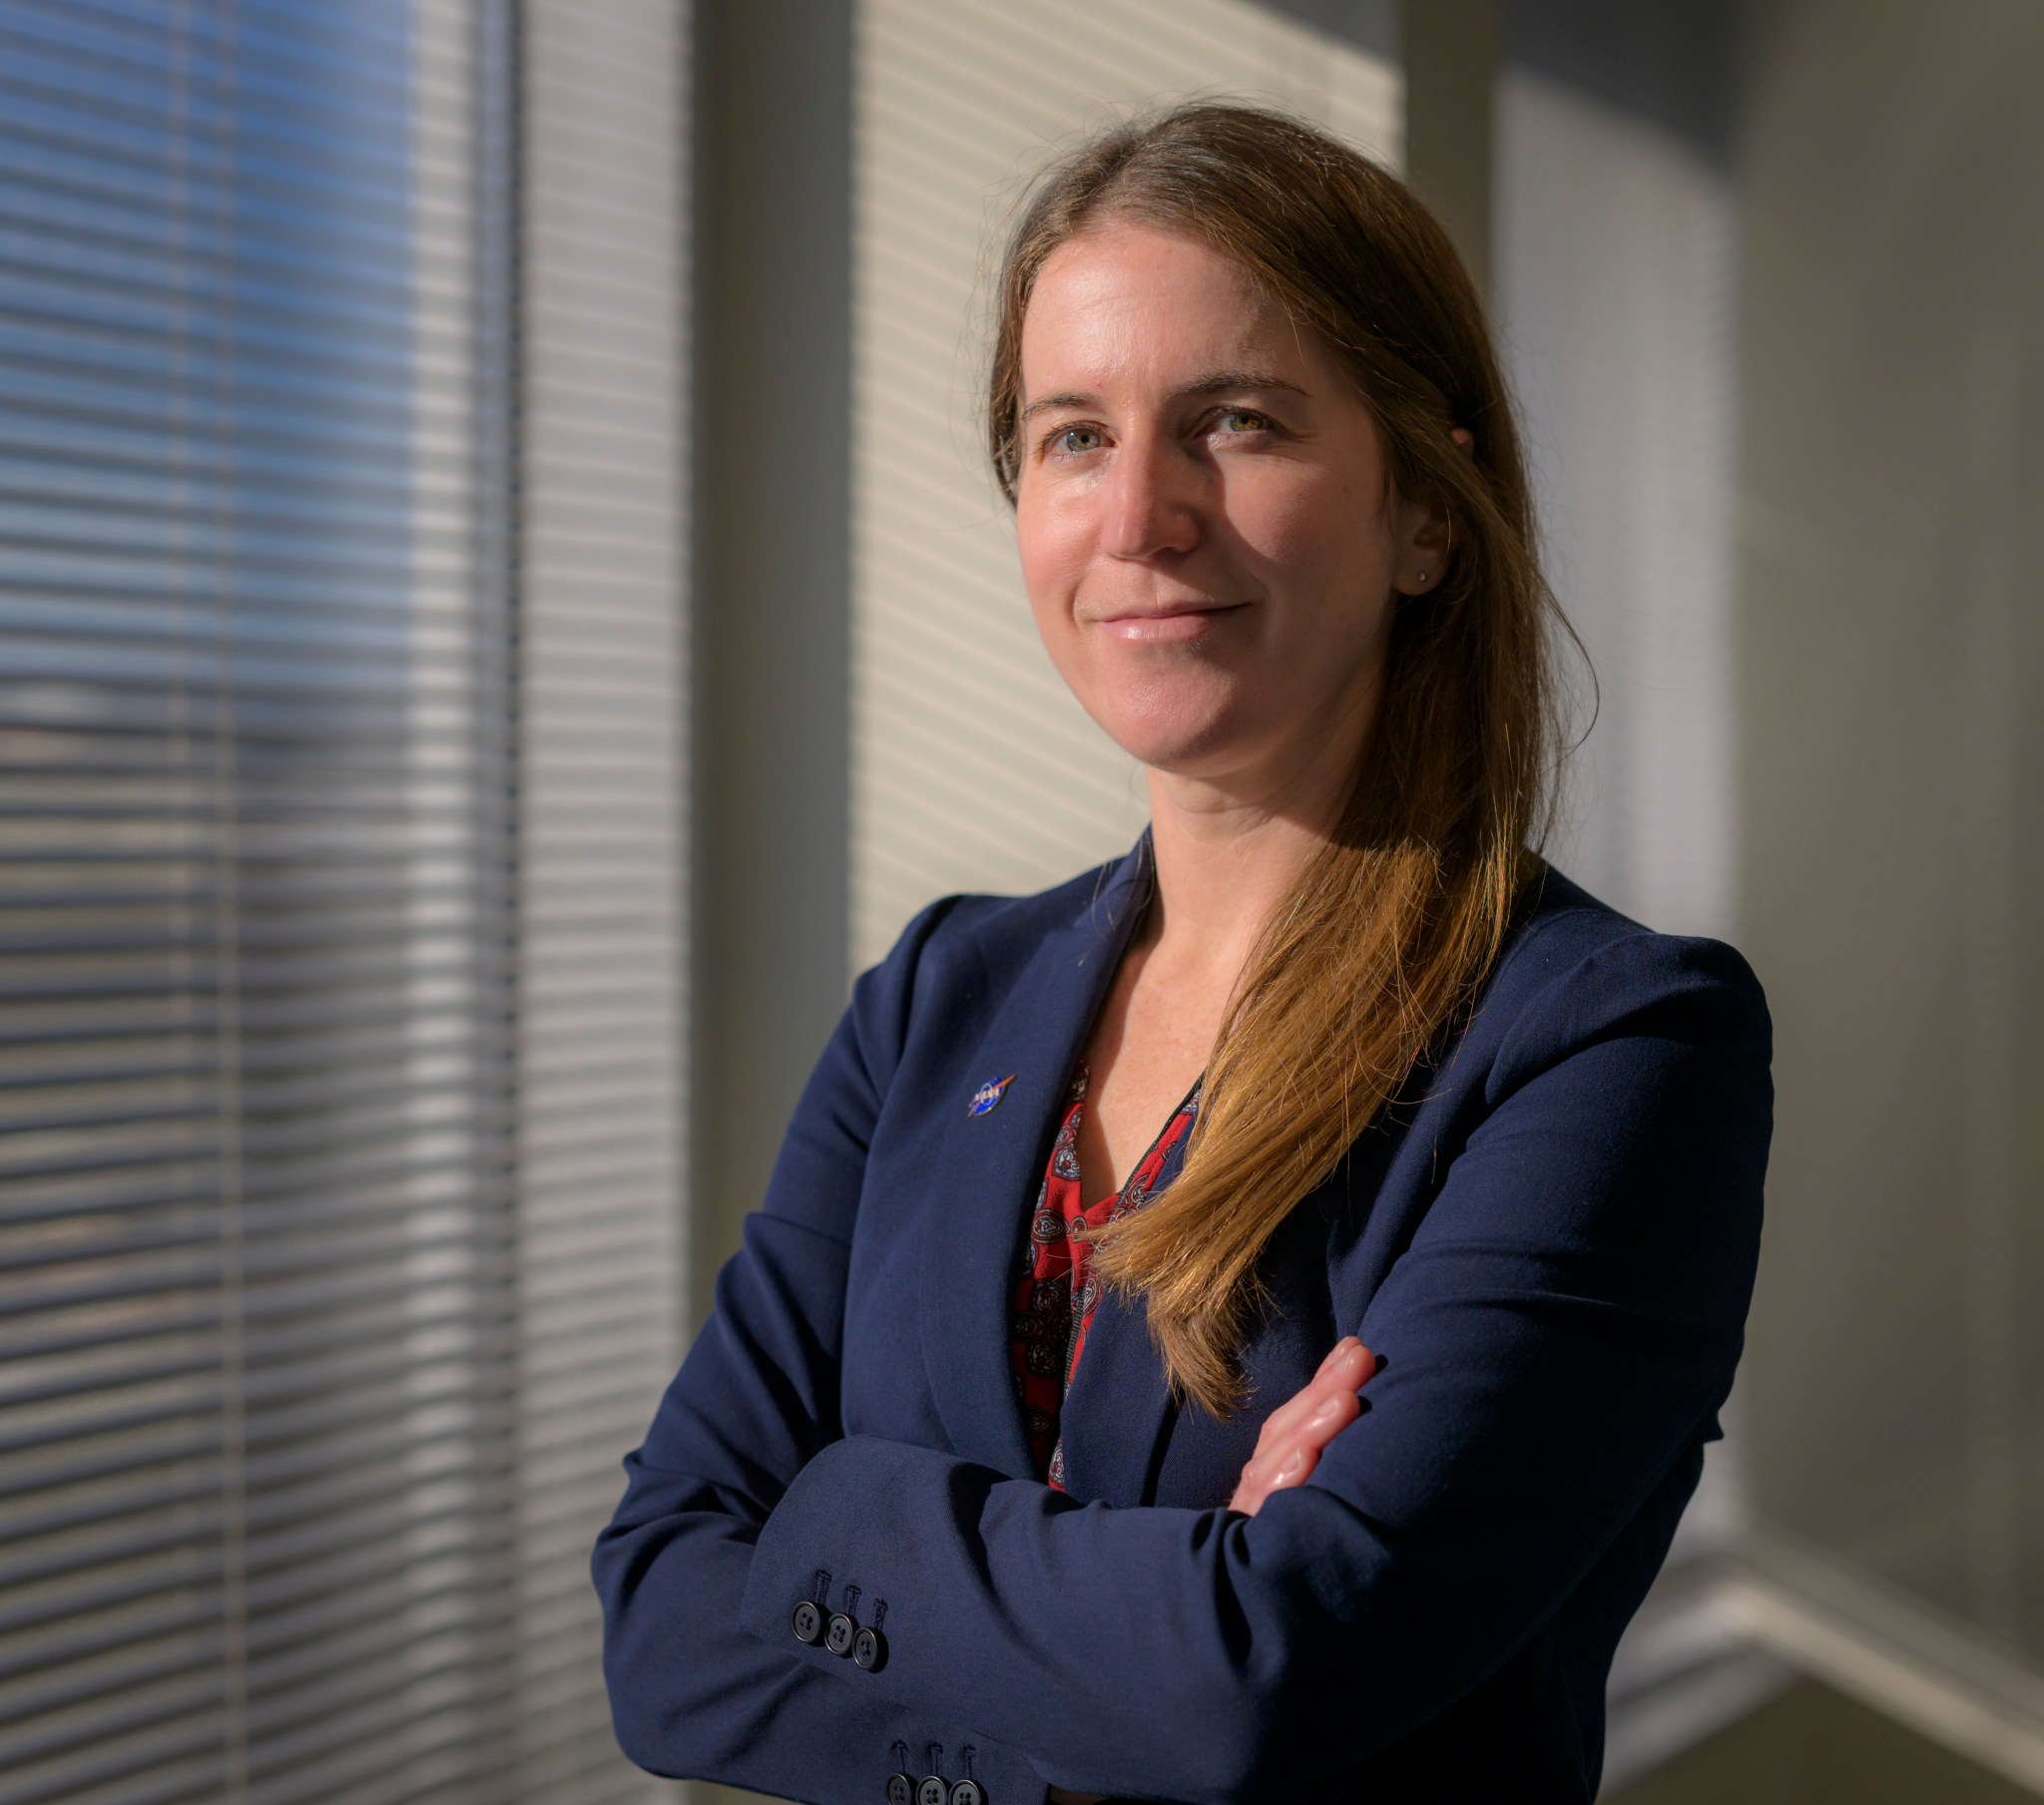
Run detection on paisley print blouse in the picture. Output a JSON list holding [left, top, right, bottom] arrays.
[[1006, 1056, 1204, 1490]]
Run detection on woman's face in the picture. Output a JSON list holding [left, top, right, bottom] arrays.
[[1013, 221, 1436, 789]]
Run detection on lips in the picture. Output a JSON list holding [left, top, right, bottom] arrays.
[[1094, 601, 1249, 643]]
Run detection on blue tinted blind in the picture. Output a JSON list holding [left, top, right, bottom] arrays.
[[0, 3, 588, 1800]]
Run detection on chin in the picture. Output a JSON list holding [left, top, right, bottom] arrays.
[[1089, 690, 1250, 774], [1058, 645, 1281, 771]]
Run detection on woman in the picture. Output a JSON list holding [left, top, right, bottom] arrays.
[[594, 102, 1772, 1805]]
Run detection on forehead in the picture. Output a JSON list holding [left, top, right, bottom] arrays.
[[1019, 222, 1311, 387]]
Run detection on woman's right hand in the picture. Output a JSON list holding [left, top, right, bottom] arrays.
[[1227, 1336, 1376, 1517]]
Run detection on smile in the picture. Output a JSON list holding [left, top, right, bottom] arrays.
[[1095, 603, 1250, 643]]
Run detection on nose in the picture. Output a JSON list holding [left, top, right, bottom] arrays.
[[1099, 429, 1201, 562]]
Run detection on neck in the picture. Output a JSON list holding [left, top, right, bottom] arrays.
[[1135, 687, 1372, 980]]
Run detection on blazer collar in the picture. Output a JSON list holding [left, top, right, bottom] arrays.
[[917, 826, 1165, 1493]]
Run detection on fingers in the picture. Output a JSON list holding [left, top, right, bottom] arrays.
[[1257, 1342, 1373, 1462], [1270, 1339, 1374, 1438], [1311, 1336, 1374, 1388], [1314, 1334, 1365, 1378], [1228, 1340, 1377, 1518], [1277, 1383, 1360, 1472], [1229, 1422, 1338, 1517]]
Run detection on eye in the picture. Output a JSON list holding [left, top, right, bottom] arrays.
[[1212, 407, 1273, 435], [1045, 423, 1105, 458]]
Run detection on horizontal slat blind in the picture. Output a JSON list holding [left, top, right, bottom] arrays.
[[511, 1, 687, 1801], [0, 0, 687, 1798]]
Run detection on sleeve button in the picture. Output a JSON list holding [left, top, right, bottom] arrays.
[[886, 1775, 913, 1805], [917, 1778, 948, 1805], [824, 1611, 856, 1656], [852, 1625, 887, 1670], [790, 1600, 822, 1643], [948, 1782, 984, 1805]]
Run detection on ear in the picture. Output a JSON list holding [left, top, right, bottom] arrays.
[[1391, 428, 1475, 598]]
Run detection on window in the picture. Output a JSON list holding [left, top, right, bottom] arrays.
[[0, 2, 687, 1798]]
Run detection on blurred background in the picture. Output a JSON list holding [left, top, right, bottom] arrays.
[[0, 1, 2035, 1801]]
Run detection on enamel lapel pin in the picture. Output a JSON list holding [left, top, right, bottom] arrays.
[[968, 1074, 1016, 1117]]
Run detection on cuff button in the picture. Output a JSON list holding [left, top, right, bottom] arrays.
[[824, 1612, 856, 1656], [852, 1625, 887, 1670], [790, 1600, 822, 1643], [886, 1774, 913, 1805], [948, 1782, 984, 1805], [916, 1779, 947, 1805]]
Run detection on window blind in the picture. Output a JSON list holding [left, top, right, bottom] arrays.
[[0, 1, 687, 1800], [511, 0, 688, 1797]]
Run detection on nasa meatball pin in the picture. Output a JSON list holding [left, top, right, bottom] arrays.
[[968, 1074, 1016, 1117]]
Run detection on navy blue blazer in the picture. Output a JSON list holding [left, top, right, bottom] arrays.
[[593, 829, 1773, 1805]]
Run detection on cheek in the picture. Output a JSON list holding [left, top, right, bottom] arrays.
[[1225, 465, 1380, 584], [1014, 496, 1087, 625]]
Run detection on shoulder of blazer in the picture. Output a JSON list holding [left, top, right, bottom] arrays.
[[889, 835, 1150, 981], [933, 848, 1148, 973], [845, 841, 1149, 1090], [865, 849, 1770, 1117], [1460, 858, 1774, 1105]]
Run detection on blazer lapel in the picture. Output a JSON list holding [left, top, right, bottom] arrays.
[[1054, 1113, 1195, 1506], [917, 830, 1153, 1481]]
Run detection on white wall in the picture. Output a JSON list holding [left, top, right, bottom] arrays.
[[1734, 0, 2043, 1656], [1497, 67, 1738, 943]]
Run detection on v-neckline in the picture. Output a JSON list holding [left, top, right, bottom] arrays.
[[1072, 1054, 1204, 1213]]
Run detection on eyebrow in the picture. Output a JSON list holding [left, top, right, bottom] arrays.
[[1017, 370, 1308, 423]]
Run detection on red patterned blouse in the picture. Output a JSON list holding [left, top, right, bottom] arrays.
[[1007, 1056, 1204, 1490]]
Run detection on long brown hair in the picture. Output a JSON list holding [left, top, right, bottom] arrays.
[[986, 101, 1576, 1420]]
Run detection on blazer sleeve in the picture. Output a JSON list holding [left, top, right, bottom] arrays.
[[729, 929, 1773, 1805], [591, 894, 1054, 1805]]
